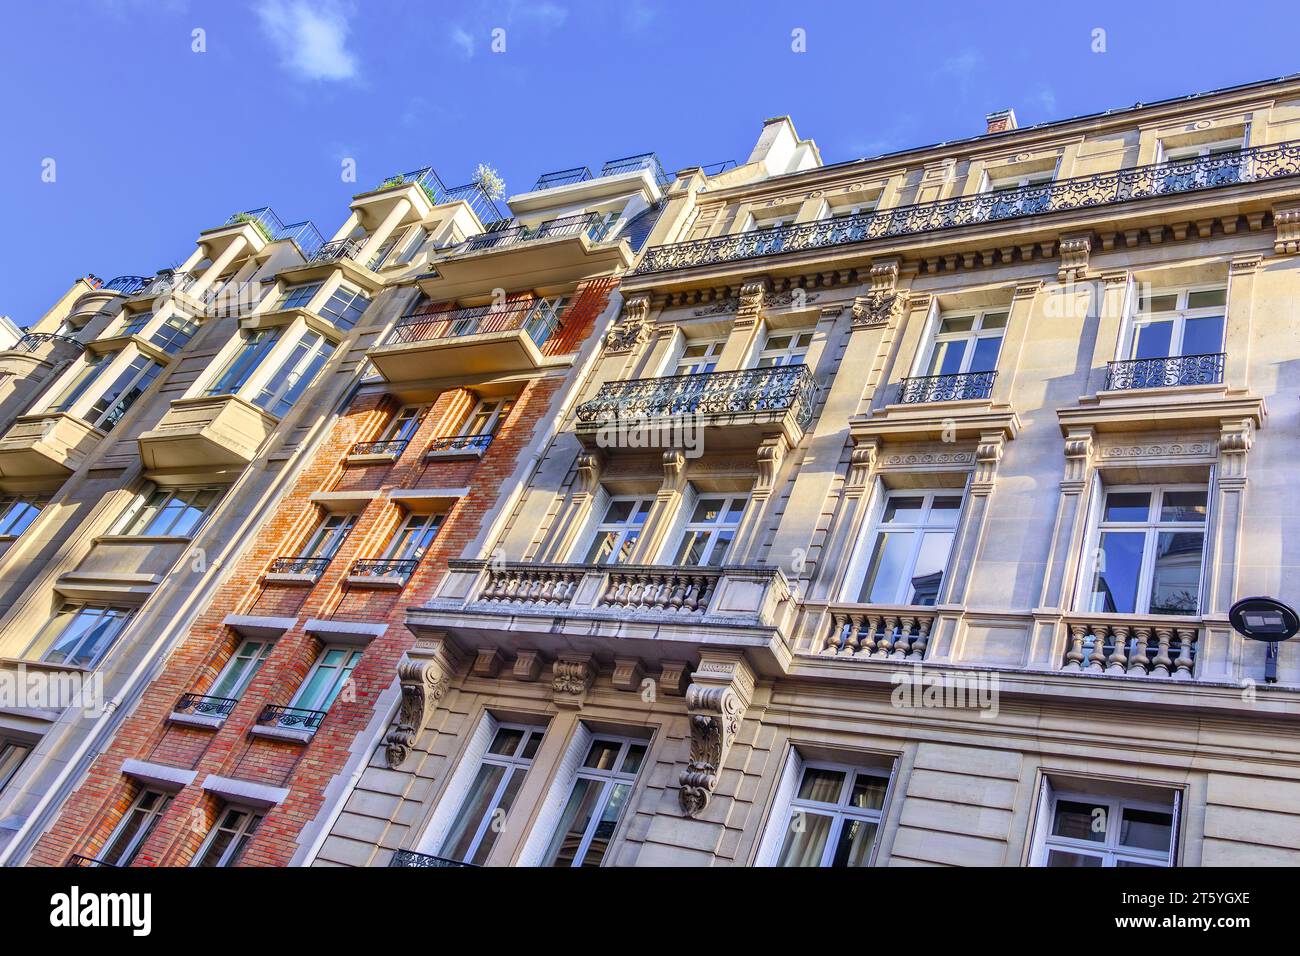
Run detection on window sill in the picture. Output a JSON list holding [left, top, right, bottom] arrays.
[[93, 534, 192, 545], [425, 444, 487, 461], [344, 573, 408, 590], [344, 452, 399, 465], [263, 572, 321, 586], [167, 710, 226, 730], [248, 723, 315, 744]]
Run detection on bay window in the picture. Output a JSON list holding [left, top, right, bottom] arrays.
[[275, 282, 322, 312], [117, 486, 222, 537], [318, 284, 371, 330], [206, 328, 282, 397], [0, 495, 47, 537], [47, 352, 110, 413], [851, 490, 963, 606], [0, 739, 31, 794], [84, 354, 163, 431]]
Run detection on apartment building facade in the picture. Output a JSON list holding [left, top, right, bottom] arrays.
[[308, 76, 1300, 868], [19, 155, 665, 866]]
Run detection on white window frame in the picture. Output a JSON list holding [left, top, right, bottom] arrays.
[[301, 512, 357, 560], [672, 337, 726, 376], [671, 493, 747, 567], [458, 397, 514, 437], [743, 211, 796, 233], [0, 738, 32, 793], [96, 788, 172, 866], [0, 494, 47, 537], [209, 638, 274, 702], [25, 603, 135, 669], [581, 495, 654, 565], [191, 806, 263, 867], [115, 485, 222, 538], [383, 512, 445, 562], [919, 307, 1009, 378], [984, 169, 1055, 193], [289, 645, 363, 714], [540, 734, 647, 868], [437, 723, 546, 865], [754, 327, 814, 368], [382, 404, 428, 443], [1160, 137, 1245, 163], [1122, 285, 1228, 361], [1080, 482, 1209, 616], [251, 330, 335, 417], [844, 487, 965, 606], [1030, 778, 1179, 867], [761, 757, 894, 867]]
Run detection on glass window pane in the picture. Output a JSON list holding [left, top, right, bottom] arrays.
[[441, 763, 507, 862], [1160, 490, 1207, 523], [544, 778, 603, 867], [881, 497, 924, 524], [1090, 531, 1146, 614], [1148, 531, 1203, 615], [706, 529, 735, 566], [583, 740, 623, 771], [1133, 320, 1174, 359], [1185, 289, 1227, 309], [938, 316, 974, 334], [849, 773, 888, 811], [969, 335, 1003, 372], [488, 727, 525, 756], [1120, 808, 1173, 852], [1051, 800, 1106, 842], [674, 530, 710, 566], [928, 340, 966, 376], [692, 498, 726, 522], [1046, 849, 1104, 867], [1103, 492, 1151, 522], [620, 743, 647, 775], [582, 782, 629, 867], [859, 531, 913, 604], [830, 818, 878, 867], [980, 311, 1009, 330], [930, 497, 963, 525], [1181, 315, 1224, 356], [1139, 293, 1179, 313], [796, 767, 846, 804], [907, 531, 954, 606], [604, 500, 633, 523], [775, 811, 834, 867]]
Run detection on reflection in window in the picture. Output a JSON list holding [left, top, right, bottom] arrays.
[[1035, 782, 1177, 867], [26, 604, 135, 668], [1129, 287, 1226, 361], [120, 486, 222, 537], [673, 495, 746, 567], [0, 495, 47, 537], [543, 736, 646, 867], [583, 498, 653, 565], [855, 491, 962, 606], [441, 725, 545, 865]]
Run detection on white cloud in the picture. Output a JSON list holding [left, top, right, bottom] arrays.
[[255, 0, 359, 82], [450, 26, 475, 59]]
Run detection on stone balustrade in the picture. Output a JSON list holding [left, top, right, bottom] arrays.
[[821, 607, 936, 660], [1060, 616, 1198, 679]]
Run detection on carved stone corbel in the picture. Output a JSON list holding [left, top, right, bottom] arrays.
[[551, 656, 595, 709], [845, 437, 879, 494], [1274, 202, 1300, 254], [679, 655, 755, 817], [972, 430, 1006, 493], [385, 645, 458, 768], [661, 449, 687, 493], [734, 277, 771, 330], [1057, 232, 1093, 283], [754, 435, 789, 494], [605, 294, 652, 353], [851, 258, 909, 330], [1062, 426, 1095, 487], [575, 451, 604, 495], [1218, 417, 1255, 483]]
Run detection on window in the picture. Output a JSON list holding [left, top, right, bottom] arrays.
[[93, 789, 172, 866], [987, 170, 1054, 192], [673, 495, 746, 566], [924, 308, 1007, 378], [120, 311, 151, 336], [118, 486, 222, 537], [302, 513, 357, 560], [384, 512, 444, 562], [1085, 485, 1207, 616], [542, 736, 646, 867], [193, 807, 263, 867], [47, 352, 110, 413], [149, 314, 199, 354], [458, 397, 514, 437], [1127, 286, 1226, 361], [0, 495, 46, 537], [209, 639, 273, 701], [673, 338, 725, 376], [853, 491, 963, 606], [771, 763, 891, 867], [251, 331, 335, 417], [83, 354, 163, 431], [1032, 780, 1178, 867], [318, 284, 371, 330], [822, 198, 878, 220], [26, 604, 134, 668], [392, 226, 429, 266], [745, 212, 795, 232], [440, 725, 546, 865], [276, 282, 322, 312], [290, 646, 363, 714], [1160, 138, 1244, 189], [383, 405, 427, 443], [366, 232, 403, 269], [206, 328, 282, 396], [755, 329, 813, 368], [583, 497, 653, 565], [0, 739, 31, 793]]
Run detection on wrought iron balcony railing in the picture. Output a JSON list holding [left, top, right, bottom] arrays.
[[898, 370, 998, 403], [174, 693, 239, 719], [1105, 352, 1226, 390], [66, 854, 114, 867], [350, 438, 410, 457], [312, 237, 367, 266], [633, 139, 1300, 275], [532, 152, 670, 191], [427, 433, 494, 454], [386, 300, 560, 348], [101, 275, 153, 295], [257, 704, 327, 731], [351, 557, 419, 579], [575, 364, 819, 429], [462, 212, 610, 253], [268, 555, 331, 577], [9, 332, 84, 354], [389, 849, 475, 867]]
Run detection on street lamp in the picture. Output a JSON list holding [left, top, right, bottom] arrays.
[[1228, 596, 1300, 684]]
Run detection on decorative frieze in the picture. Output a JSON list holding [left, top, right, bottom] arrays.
[[679, 654, 755, 818]]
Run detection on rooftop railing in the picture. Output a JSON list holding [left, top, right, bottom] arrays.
[[534, 166, 593, 189], [386, 299, 560, 348], [375, 166, 505, 224], [9, 332, 84, 354], [101, 275, 153, 295], [461, 212, 610, 253], [533, 152, 670, 191], [575, 364, 818, 429], [633, 139, 1300, 275], [224, 208, 324, 257]]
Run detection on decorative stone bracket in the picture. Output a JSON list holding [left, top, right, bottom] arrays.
[[851, 258, 908, 330], [605, 294, 652, 353], [679, 654, 756, 818], [1057, 232, 1092, 283], [734, 276, 771, 330], [385, 642, 459, 768], [551, 655, 595, 709], [1275, 202, 1300, 254]]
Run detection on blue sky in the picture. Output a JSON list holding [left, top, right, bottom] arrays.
[[0, 0, 1295, 324]]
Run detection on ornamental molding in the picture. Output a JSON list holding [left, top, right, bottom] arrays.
[[879, 451, 974, 467], [605, 294, 652, 353], [851, 258, 908, 330], [1057, 232, 1093, 283], [845, 437, 880, 491], [1099, 441, 1217, 460], [551, 656, 595, 709], [385, 649, 457, 769], [693, 288, 821, 317], [734, 277, 771, 329], [1275, 202, 1300, 255], [679, 655, 755, 818]]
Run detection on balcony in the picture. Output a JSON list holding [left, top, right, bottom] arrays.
[[256, 704, 326, 733], [574, 364, 818, 450], [201, 208, 324, 261], [138, 395, 279, 482], [101, 275, 154, 295], [347, 557, 418, 588], [389, 849, 475, 867], [0, 333, 84, 377], [347, 438, 409, 462], [276, 237, 385, 292], [1059, 615, 1199, 679], [361, 166, 503, 225], [419, 212, 632, 299], [368, 300, 561, 383], [898, 370, 998, 404], [0, 412, 102, 490], [816, 607, 936, 660], [1105, 353, 1225, 391], [409, 560, 795, 676], [426, 433, 493, 460], [532, 152, 671, 191], [266, 556, 331, 584], [631, 139, 1300, 276], [171, 693, 238, 727]]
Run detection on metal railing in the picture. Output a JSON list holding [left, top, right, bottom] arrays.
[[575, 364, 819, 429], [386, 299, 561, 348], [101, 275, 153, 295], [374, 166, 504, 223], [898, 370, 998, 403], [534, 166, 593, 189], [462, 212, 610, 253], [257, 704, 327, 731], [66, 854, 114, 867], [174, 693, 239, 719], [350, 438, 410, 457], [389, 849, 475, 867], [311, 237, 366, 265], [428, 433, 494, 454], [633, 139, 1300, 274], [9, 332, 84, 354], [268, 555, 331, 577], [224, 208, 324, 258], [350, 557, 419, 579], [1105, 352, 1226, 390], [601, 152, 671, 187]]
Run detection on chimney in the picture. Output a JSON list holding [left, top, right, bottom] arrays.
[[985, 108, 1018, 134]]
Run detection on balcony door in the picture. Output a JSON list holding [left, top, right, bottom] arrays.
[[1126, 287, 1226, 362]]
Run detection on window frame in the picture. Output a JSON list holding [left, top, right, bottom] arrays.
[[754, 328, 814, 368], [541, 734, 647, 868], [581, 495, 654, 565], [116, 485, 222, 538], [671, 493, 747, 567], [1123, 284, 1228, 362], [457, 397, 515, 437], [0, 494, 47, 537], [920, 307, 1009, 378], [250, 330, 336, 418], [438, 723, 546, 865], [672, 337, 726, 376], [301, 512, 357, 560], [1030, 780, 1179, 868], [382, 511, 445, 562], [289, 645, 364, 714], [845, 487, 965, 607], [317, 283, 371, 331], [0, 738, 32, 793], [771, 759, 893, 868], [209, 638, 274, 702], [191, 806, 263, 867], [97, 788, 172, 866], [26, 603, 135, 669], [383, 404, 428, 443]]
